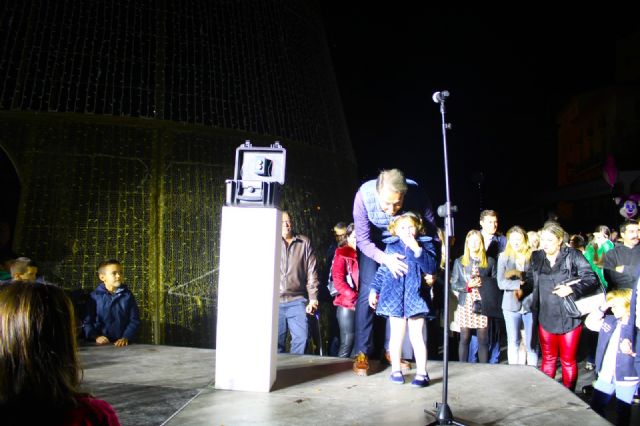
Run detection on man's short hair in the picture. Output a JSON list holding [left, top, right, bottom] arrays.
[[376, 169, 408, 194], [9, 257, 36, 276], [333, 222, 347, 234], [479, 210, 498, 222], [620, 219, 638, 234], [97, 259, 121, 274]]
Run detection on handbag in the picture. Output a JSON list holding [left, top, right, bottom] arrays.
[[472, 299, 483, 315], [562, 294, 582, 318], [560, 277, 606, 318], [327, 277, 339, 297], [327, 256, 354, 297]]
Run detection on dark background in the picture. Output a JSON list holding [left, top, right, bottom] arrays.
[[321, 5, 638, 233]]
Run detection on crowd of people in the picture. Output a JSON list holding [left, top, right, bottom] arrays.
[[277, 168, 640, 425], [3, 167, 640, 424]]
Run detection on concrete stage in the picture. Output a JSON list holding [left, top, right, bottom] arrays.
[[79, 344, 628, 426]]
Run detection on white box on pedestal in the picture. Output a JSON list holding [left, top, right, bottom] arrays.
[[215, 207, 281, 392]]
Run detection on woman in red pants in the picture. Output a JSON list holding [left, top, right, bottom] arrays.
[[527, 222, 598, 390]]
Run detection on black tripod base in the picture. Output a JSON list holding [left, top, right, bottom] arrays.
[[426, 402, 467, 426]]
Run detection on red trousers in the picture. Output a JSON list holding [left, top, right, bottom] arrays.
[[538, 324, 582, 391]]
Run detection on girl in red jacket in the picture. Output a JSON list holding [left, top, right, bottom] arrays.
[[331, 223, 359, 358]]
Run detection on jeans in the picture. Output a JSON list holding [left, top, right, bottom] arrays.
[[590, 387, 633, 426], [336, 306, 355, 358], [503, 309, 537, 365], [278, 299, 308, 354], [538, 324, 582, 391]]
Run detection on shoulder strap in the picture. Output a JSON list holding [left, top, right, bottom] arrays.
[[328, 254, 335, 282]]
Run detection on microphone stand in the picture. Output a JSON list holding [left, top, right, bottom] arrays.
[[426, 91, 465, 426]]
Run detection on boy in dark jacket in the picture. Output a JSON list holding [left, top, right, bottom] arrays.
[[83, 259, 140, 347], [585, 288, 638, 426]]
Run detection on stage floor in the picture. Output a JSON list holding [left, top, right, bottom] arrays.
[[79, 344, 628, 426]]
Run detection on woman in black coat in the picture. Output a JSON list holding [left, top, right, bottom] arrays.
[[528, 222, 598, 391]]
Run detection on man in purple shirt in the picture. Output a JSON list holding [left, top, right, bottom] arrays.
[[351, 169, 437, 375]]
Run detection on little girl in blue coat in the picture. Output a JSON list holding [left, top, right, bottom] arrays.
[[368, 212, 437, 386], [585, 288, 638, 426]]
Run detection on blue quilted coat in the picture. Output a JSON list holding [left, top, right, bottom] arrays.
[[370, 235, 437, 318]]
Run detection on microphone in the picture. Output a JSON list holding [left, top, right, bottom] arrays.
[[432, 90, 450, 103]]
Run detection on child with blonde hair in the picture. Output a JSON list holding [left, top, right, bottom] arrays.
[[368, 212, 437, 386], [585, 288, 638, 425]]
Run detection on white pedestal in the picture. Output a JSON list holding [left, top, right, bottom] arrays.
[[215, 207, 281, 392]]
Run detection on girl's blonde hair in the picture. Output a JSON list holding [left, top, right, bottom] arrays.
[[503, 226, 531, 261], [461, 229, 488, 268], [606, 288, 632, 311], [388, 211, 424, 236]]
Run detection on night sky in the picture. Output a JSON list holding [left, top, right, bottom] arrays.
[[321, 5, 638, 233]]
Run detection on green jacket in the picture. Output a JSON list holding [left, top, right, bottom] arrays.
[[583, 239, 614, 288]]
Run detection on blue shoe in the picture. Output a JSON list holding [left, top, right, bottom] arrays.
[[411, 373, 430, 387], [389, 371, 404, 384]]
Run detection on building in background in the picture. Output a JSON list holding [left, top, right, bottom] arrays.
[[518, 32, 640, 232]]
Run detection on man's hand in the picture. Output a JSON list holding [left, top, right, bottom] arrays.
[[368, 290, 379, 309], [96, 336, 110, 345], [384, 252, 408, 278], [306, 300, 318, 315], [114, 338, 129, 347], [424, 274, 435, 286]]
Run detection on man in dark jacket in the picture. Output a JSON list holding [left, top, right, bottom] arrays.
[[603, 220, 640, 290], [279, 212, 319, 354], [83, 259, 141, 347]]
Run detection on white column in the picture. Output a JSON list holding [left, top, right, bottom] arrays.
[[215, 207, 281, 392]]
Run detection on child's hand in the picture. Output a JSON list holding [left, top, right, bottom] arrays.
[[114, 338, 129, 347], [368, 290, 379, 309], [620, 338, 636, 356], [400, 234, 419, 251], [96, 336, 110, 345], [424, 274, 435, 286]]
